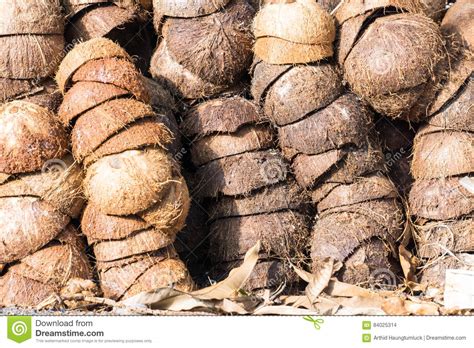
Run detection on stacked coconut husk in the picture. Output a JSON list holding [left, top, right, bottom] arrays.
[[252, 1, 404, 288], [63, 0, 153, 73], [0, 0, 64, 110], [0, 101, 91, 307], [56, 37, 194, 300], [182, 96, 310, 292], [409, 0, 474, 288], [150, 0, 255, 100], [335, 0, 447, 121]]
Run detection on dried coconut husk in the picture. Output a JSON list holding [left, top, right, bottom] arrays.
[[56, 37, 131, 93], [342, 13, 446, 120], [250, 58, 292, 103], [161, 0, 254, 86], [0, 156, 85, 218], [210, 210, 309, 263], [209, 179, 309, 220], [421, 0, 447, 22], [154, 0, 231, 18], [0, 225, 92, 307], [0, 101, 68, 175], [440, 0, 473, 51], [409, 177, 473, 221], [84, 148, 175, 215], [0, 197, 70, 264], [411, 128, 473, 180], [0, 34, 65, 79], [317, 0, 341, 12], [194, 150, 288, 198], [144, 77, 177, 115], [150, 41, 226, 99], [278, 94, 373, 153], [419, 253, 474, 288], [190, 125, 275, 166], [261, 63, 343, 125], [413, 218, 474, 259]]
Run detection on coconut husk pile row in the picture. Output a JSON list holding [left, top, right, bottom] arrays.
[[182, 96, 310, 292], [150, 0, 255, 100], [409, 0, 474, 287], [0, 0, 64, 110], [0, 100, 92, 307], [252, 0, 405, 287], [55, 37, 194, 300]]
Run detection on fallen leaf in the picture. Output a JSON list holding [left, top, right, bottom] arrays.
[[399, 245, 418, 283]]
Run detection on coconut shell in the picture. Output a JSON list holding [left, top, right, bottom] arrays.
[[419, 253, 474, 288], [278, 94, 372, 154], [0, 34, 65, 79], [336, 12, 370, 66], [71, 98, 155, 162], [409, 177, 473, 221], [191, 125, 275, 166], [162, 0, 254, 85], [441, 0, 473, 51], [0, 197, 70, 264], [292, 150, 345, 189], [263, 63, 343, 125], [182, 96, 262, 137], [194, 150, 288, 198], [412, 129, 473, 179], [414, 218, 474, 259], [0, 272, 56, 307], [150, 41, 226, 99], [154, 0, 231, 17], [0, 101, 68, 175], [84, 148, 175, 215], [250, 58, 292, 103], [56, 37, 131, 93], [210, 179, 309, 220], [210, 211, 309, 263], [58, 81, 130, 125], [71, 57, 150, 103]]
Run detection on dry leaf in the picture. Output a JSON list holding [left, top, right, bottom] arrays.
[[404, 300, 439, 315], [399, 245, 418, 283]]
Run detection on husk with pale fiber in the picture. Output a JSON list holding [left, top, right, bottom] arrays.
[[153, 0, 231, 18]]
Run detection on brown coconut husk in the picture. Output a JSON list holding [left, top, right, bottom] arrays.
[[440, 0, 473, 51], [343, 13, 446, 120], [210, 179, 309, 220], [150, 41, 227, 100], [84, 148, 175, 215], [292, 150, 345, 189], [194, 150, 288, 198], [421, 0, 447, 22], [412, 128, 473, 180], [0, 101, 68, 175], [190, 125, 275, 166], [162, 0, 254, 86], [144, 77, 177, 114], [0, 225, 92, 307], [209, 210, 309, 263], [409, 177, 473, 221], [250, 58, 292, 103], [56, 37, 131, 93], [317, 0, 342, 12], [154, 0, 231, 18], [419, 253, 474, 288], [278, 94, 373, 154], [413, 218, 474, 259], [262, 63, 343, 125]]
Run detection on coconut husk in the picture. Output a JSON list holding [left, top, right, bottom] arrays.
[[419, 253, 474, 288], [162, 0, 254, 85], [0, 35, 65, 79], [182, 96, 262, 138], [278, 94, 372, 154], [317, 0, 342, 12], [336, 11, 371, 66], [154, 0, 231, 17], [191, 125, 275, 166], [150, 40, 226, 99], [144, 77, 177, 114], [0, 197, 70, 264], [209, 210, 309, 263], [210, 179, 309, 220], [84, 148, 175, 215], [71, 98, 156, 162], [440, 0, 473, 51], [59, 81, 130, 125], [409, 177, 473, 221], [414, 218, 474, 259], [83, 118, 174, 167], [194, 150, 288, 198], [0, 0, 64, 35], [250, 58, 292, 103], [421, 0, 447, 22], [71, 57, 150, 102], [263, 63, 343, 125], [56, 37, 131, 93], [292, 150, 345, 189], [0, 272, 56, 307], [0, 156, 84, 218], [0, 78, 35, 102], [0, 101, 68, 175]]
